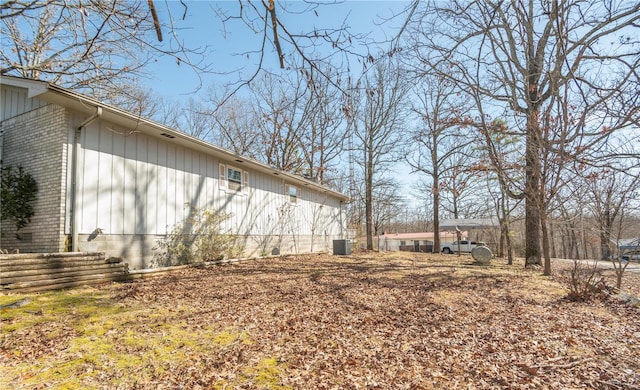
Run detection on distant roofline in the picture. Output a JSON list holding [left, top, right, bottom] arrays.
[[358, 231, 464, 241], [440, 218, 499, 230]]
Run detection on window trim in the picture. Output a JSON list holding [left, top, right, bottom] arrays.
[[219, 163, 249, 195]]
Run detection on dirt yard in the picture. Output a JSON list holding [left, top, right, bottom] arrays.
[[1, 252, 639, 389]]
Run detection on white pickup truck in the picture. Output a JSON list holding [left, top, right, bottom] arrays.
[[441, 240, 485, 254]]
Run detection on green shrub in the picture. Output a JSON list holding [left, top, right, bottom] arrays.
[[1, 165, 38, 234]]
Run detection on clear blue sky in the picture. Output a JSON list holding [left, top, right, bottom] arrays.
[[147, 1, 411, 99]]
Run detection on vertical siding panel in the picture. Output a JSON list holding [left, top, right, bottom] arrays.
[[81, 125, 100, 233], [166, 143, 177, 228], [10, 89, 19, 117], [250, 172, 259, 235], [0, 85, 46, 121], [123, 134, 137, 234], [198, 153, 208, 210], [190, 152, 198, 210], [146, 137, 159, 233], [215, 160, 224, 211], [175, 146, 185, 222], [206, 156, 215, 208], [263, 173, 271, 234], [111, 133, 125, 234], [156, 141, 168, 233], [96, 125, 113, 232], [135, 135, 148, 234], [183, 149, 192, 213], [15, 89, 24, 116], [189, 151, 198, 210], [264, 175, 273, 237], [268, 174, 276, 235], [195, 152, 203, 210]]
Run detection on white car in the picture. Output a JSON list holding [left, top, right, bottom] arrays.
[[441, 240, 486, 254]]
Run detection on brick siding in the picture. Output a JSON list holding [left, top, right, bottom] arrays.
[[1, 104, 68, 253]]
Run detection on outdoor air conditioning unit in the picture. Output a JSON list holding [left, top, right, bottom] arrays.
[[333, 239, 352, 255]]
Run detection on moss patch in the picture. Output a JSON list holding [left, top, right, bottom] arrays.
[[245, 357, 291, 389], [0, 288, 246, 389]]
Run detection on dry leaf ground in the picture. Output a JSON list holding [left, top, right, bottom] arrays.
[[1, 252, 639, 389]]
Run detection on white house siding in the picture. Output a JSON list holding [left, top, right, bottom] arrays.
[[73, 118, 345, 269], [75, 120, 215, 235], [0, 103, 69, 253], [0, 84, 47, 121], [1, 78, 347, 269]]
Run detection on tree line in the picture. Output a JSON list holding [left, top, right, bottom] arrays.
[[2, 0, 639, 273]]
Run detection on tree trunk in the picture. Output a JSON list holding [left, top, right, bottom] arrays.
[[500, 194, 513, 265], [541, 212, 551, 275], [499, 224, 505, 258], [550, 219, 557, 259], [599, 209, 612, 261], [433, 175, 440, 253], [524, 109, 542, 267], [365, 144, 374, 250], [505, 223, 513, 265]]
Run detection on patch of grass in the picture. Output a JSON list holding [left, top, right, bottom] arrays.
[[213, 327, 253, 346], [0, 288, 253, 389], [213, 357, 291, 390], [246, 357, 291, 389]]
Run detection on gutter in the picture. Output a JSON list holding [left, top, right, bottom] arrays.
[[70, 107, 102, 252]]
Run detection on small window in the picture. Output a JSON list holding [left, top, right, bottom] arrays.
[[286, 184, 298, 203], [400, 240, 406, 246], [219, 163, 248, 193], [227, 167, 242, 191]]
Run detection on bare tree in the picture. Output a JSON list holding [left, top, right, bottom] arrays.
[[2, 0, 394, 115], [371, 178, 406, 237], [352, 59, 408, 250], [438, 148, 487, 220], [184, 93, 264, 158], [209, 0, 389, 105], [407, 73, 475, 252], [348, 175, 407, 243], [297, 68, 348, 185], [248, 73, 307, 173], [409, 0, 640, 268], [1, 1, 207, 103], [582, 167, 640, 262]]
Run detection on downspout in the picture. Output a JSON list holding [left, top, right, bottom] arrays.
[[339, 200, 344, 239], [70, 107, 102, 252]]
